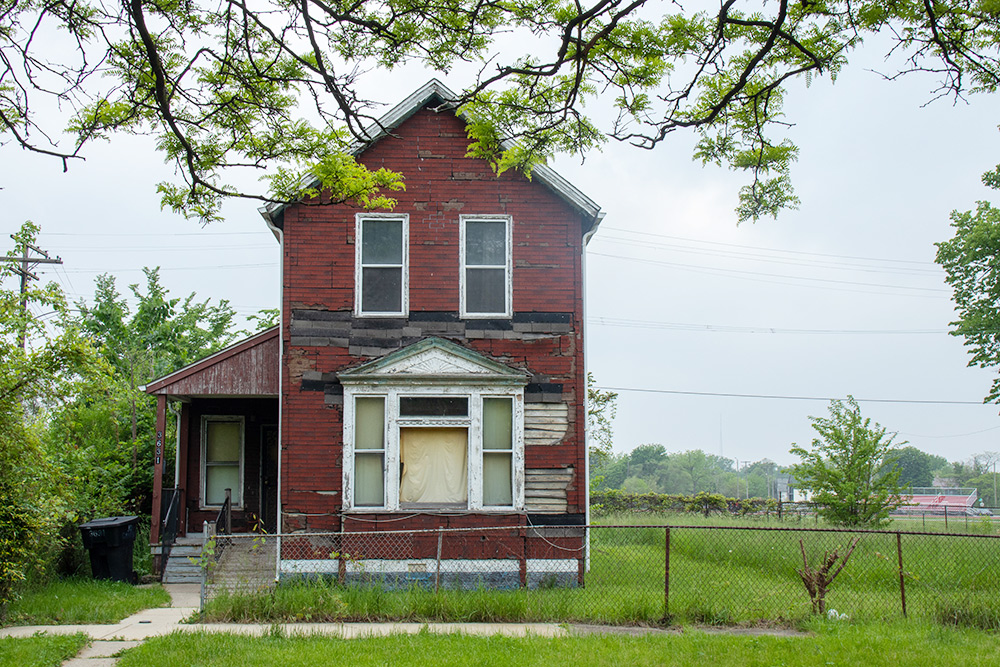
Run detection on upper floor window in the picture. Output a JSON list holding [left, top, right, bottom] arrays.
[[460, 215, 512, 318], [355, 214, 408, 316]]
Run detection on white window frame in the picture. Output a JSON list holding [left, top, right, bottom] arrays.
[[343, 386, 524, 512], [200, 415, 245, 510], [459, 215, 512, 318], [355, 213, 409, 317]]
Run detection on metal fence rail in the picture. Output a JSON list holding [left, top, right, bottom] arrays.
[[200, 524, 1000, 625]]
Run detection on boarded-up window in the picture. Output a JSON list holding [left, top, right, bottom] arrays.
[[399, 428, 468, 505]]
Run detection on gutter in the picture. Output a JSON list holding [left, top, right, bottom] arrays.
[[261, 206, 285, 582]]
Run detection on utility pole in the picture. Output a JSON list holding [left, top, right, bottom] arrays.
[[1, 233, 63, 350]]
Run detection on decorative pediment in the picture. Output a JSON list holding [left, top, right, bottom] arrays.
[[338, 337, 528, 386]]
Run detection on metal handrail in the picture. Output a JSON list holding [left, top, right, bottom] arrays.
[[215, 488, 232, 536], [159, 488, 181, 574]]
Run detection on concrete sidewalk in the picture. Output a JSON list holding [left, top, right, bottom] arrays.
[[0, 583, 567, 642]]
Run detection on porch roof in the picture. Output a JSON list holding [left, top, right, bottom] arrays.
[[142, 326, 279, 398]]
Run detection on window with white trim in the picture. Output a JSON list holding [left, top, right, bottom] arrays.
[[460, 215, 511, 318], [201, 416, 244, 508], [355, 213, 408, 316], [343, 388, 523, 511]]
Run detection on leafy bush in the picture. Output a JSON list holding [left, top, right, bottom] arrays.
[[590, 490, 778, 518]]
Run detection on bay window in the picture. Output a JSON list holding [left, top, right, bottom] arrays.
[[343, 389, 524, 512]]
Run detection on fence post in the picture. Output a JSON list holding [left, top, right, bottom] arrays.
[[435, 528, 443, 593], [200, 520, 212, 612], [519, 527, 527, 588], [896, 532, 907, 618], [663, 527, 671, 623], [944, 505, 948, 530], [337, 529, 346, 585]]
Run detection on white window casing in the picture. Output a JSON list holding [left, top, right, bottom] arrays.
[[342, 385, 525, 512], [201, 415, 245, 509], [460, 215, 512, 318], [340, 338, 529, 513], [355, 213, 409, 317]]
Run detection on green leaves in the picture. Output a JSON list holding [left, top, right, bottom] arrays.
[[789, 396, 906, 527], [936, 201, 1000, 402], [6, 0, 1000, 222]]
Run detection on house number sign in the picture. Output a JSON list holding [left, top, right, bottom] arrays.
[[155, 430, 162, 466]]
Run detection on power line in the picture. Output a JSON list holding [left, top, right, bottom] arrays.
[[898, 425, 1000, 439], [599, 236, 939, 277], [55, 262, 277, 273], [42, 231, 267, 237], [589, 316, 948, 335], [588, 251, 947, 294], [599, 226, 936, 267], [597, 385, 988, 405]]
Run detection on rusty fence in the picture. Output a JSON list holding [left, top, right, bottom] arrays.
[[199, 524, 1000, 625]]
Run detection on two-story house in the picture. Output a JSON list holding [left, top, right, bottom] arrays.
[[145, 80, 603, 586]]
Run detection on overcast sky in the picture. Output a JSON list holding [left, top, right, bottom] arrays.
[[4, 26, 1000, 469]]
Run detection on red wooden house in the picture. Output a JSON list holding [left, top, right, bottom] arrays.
[[146, 80, 603, 586]]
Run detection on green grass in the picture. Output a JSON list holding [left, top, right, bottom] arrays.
[[116, 623, 999, 667], [203, 520, 1000, 627], [3, 578, 170, 625], [0, 633, 89, 667]]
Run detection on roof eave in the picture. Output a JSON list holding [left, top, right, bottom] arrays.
[[258, 78, 603, 231]]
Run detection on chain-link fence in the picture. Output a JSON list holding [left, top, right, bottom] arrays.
[[199, 524, 1000, 626]]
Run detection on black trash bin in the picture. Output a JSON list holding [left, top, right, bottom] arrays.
[[78, 516, 140, 584]]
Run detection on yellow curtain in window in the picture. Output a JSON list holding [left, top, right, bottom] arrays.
[[399, 428, 468, 504]]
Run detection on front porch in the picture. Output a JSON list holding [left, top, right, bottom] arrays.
[[144, 327, 280, 577]]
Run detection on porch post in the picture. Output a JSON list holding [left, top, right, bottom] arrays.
[[177, 402, 190, 535], [151, 394, 167, 544]]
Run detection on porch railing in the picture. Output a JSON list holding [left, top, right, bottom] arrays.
[[160, 488, 182, 571], [215, 488, 232, 536]]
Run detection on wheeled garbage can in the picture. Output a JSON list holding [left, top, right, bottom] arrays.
[[78, 516, 140, 583]]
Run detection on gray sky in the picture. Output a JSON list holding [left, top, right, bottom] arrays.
[[4, 31, 1000, 469]]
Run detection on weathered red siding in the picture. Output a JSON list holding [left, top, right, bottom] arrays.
[[279, 106, 588, 532], [146, 328, 280, 397]]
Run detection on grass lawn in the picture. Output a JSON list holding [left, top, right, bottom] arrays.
[[0, 633, 89, 667], [3, 578, 171, 625], [202, 518, 1000, 627], [116, 622, 997, 667]]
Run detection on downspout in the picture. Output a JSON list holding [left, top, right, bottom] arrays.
[[582, 211, 605, 572], [262, 210, 285, 583], [168, 399, 182, 488]]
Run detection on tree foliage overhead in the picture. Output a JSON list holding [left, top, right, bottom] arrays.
[[935, 202, 1000, 402], [4, 0, 1000, 221], [790, 396, 906, 527]]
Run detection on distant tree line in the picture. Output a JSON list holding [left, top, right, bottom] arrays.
[[593, 439, 998, 506]]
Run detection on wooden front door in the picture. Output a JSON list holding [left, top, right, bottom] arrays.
[[260, 424, 279, 533]]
